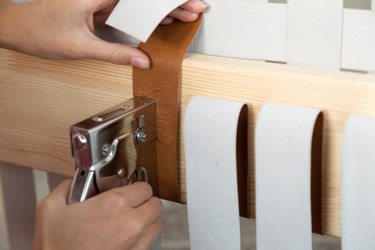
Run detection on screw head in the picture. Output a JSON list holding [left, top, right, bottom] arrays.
[[136, 131, 147, 144], [77, 134, 87, 144], [117, 169, 126, 178], [101, 143, 111, 156], [73, 133, 87, 150], [141, 132, 147, 142]]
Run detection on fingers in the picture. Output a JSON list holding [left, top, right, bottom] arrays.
[[97, 182, 154, 208], [130, 218, 164, 250], [163, 0, 207, 24], [82, 36, 150, 68], [133, 197, 163, 226], [91, 0, 119, 13], [168, 7, 199, 23], [122, 197, 162, 248], [114, 196, 163, 249], [179, 0, 208, 14], [124, 182, 155, 208], [160, 16, 174, 25]]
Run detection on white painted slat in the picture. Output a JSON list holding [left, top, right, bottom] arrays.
[[342, 9, 375, 72], [193, 2, 287, 62], [0, 163, 36, 250], [47, 172, 69, 190], [106, 0, 188, 42], [256, 103, 321, 250], [372, 0, 374, 75], [286, 0, 343, 69], [185, 96, 244, 250], [342, 114, 375, 250], [32, 169, 50, 203]]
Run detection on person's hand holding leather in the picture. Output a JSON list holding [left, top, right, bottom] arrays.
[[0, 0, 207, 69]]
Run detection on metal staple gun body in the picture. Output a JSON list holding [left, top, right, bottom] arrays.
[[68, 97, 157, 204]]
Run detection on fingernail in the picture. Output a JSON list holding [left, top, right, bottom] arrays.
[[191, 12, 199, 19], [131, 57, 150, 69], [192, 0, 208, 9]]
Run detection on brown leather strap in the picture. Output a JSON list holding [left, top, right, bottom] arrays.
[[133, 15, 202, 202]]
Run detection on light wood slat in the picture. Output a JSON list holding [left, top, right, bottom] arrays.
[[2, 49, 375, 236]]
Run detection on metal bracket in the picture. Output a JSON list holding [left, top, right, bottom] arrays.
[[68, 97, 157, 204]]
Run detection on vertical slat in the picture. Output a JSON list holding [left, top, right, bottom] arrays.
[[185, 96, 246, 250], [193, 2, 287, 62], [151, 236, 161, 250], [0, 162, 36, 250], [287, 0, 343, 69], [47, 172, 69, 190], [106, 0, 188, 43], [341, 9, 375, 72], [342, 114, 375, 250], [32, 170, 50, 203], [0, 169, 10, 250], [256, 103, 322, 250], [161, 201, 190, 249], [372, 0, 375, 75]]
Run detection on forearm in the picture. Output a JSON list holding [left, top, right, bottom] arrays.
[[0, 2, 21, 50], [0, 1, 12, 49], [0, 1, 36, 54], [0, 0, 73, 59]]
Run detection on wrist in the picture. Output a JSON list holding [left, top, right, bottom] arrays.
[[32, 223, 51, 250]]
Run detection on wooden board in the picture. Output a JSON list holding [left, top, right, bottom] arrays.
[[2, 49, 375, 237]]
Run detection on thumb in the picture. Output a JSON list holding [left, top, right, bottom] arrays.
[[82, 37, 150, 69]]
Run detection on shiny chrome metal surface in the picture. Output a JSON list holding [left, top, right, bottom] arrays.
[[68, 97, 157, 204]]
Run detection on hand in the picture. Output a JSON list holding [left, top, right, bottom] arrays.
[[0, 0, 207, 69], [32, 180, 163, 250]]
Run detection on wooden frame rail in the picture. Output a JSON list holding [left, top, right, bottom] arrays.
[[2, 49, 375, 237]]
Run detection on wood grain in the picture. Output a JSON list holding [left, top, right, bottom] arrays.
[[2, 49, 375, 237]]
